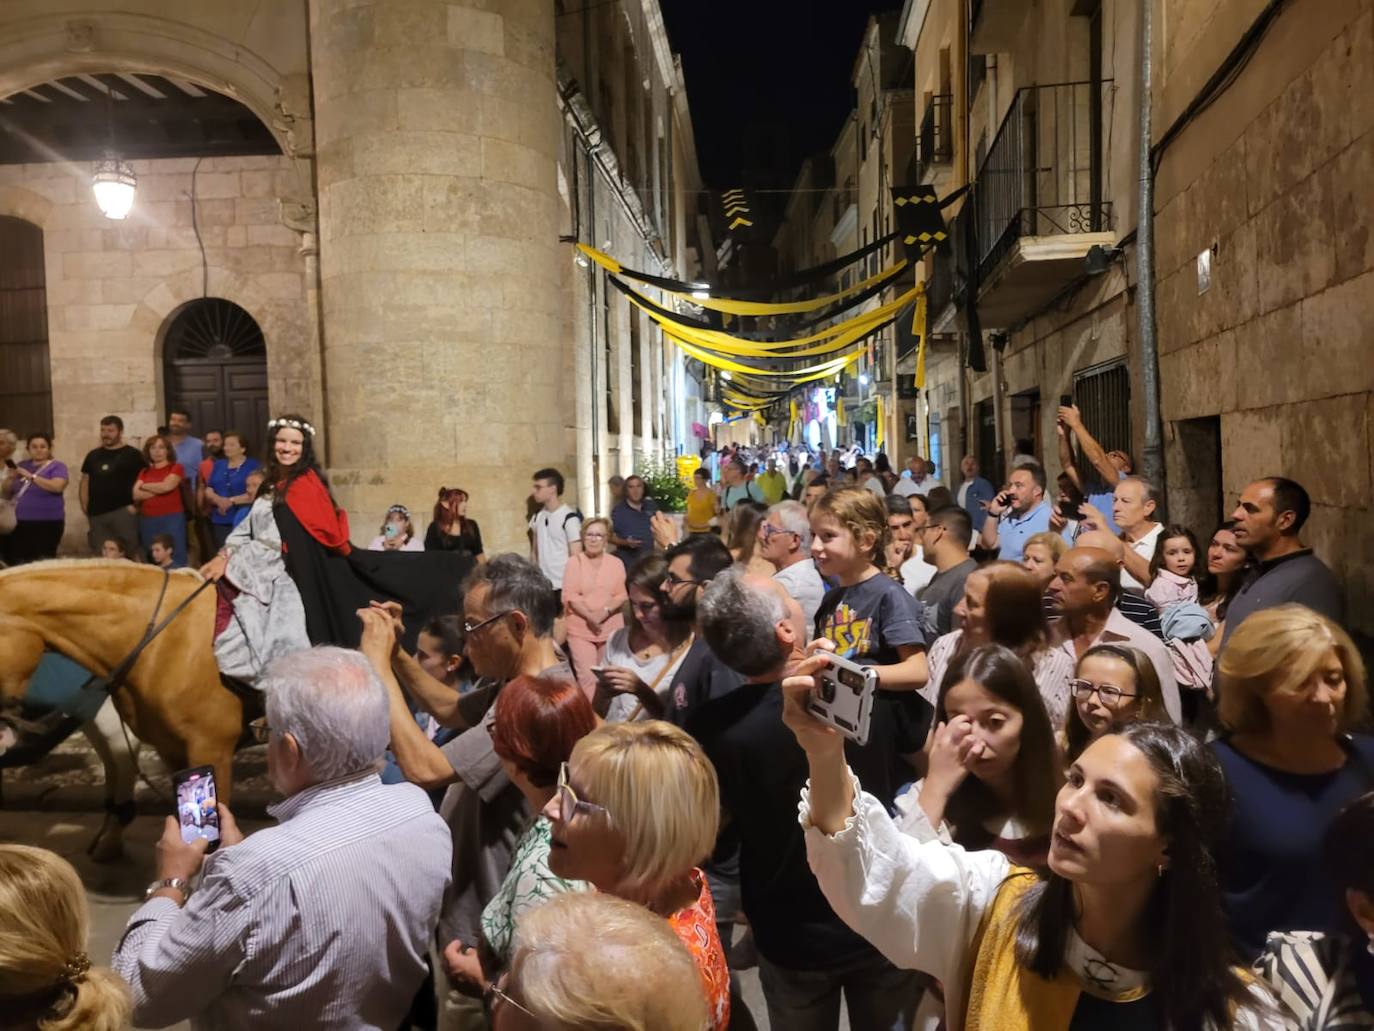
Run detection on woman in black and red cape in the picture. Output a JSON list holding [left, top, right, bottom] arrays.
[[200, 414, 472, 686]]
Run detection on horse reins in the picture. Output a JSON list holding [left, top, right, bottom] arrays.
[[92, 568, 217, 699]]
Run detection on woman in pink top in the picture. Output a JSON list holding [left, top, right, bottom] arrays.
[[562, 517, 628, 699]]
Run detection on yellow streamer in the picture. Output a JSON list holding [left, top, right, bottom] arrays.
[[913, 289, 929, 389], [668, 326, 864, 379], [578, 242, 909, 316], [876, 396, 885, 450]]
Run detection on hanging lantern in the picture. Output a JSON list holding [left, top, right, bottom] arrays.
[[92, 153, 137, 220]]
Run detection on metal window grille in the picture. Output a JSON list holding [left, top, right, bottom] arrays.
[[1072, 360, 1131, 466], [916, 94, 953, 183]]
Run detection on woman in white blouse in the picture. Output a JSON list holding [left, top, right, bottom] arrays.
[[781, 657, 1286, 1031], [925, 561, 1075, 729]]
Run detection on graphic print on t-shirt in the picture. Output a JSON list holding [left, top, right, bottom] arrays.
[[819, 601, 872, 658]]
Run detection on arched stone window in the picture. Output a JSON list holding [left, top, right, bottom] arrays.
[[162, 298, 268, 436]]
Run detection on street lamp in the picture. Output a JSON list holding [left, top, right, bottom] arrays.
[[92, 153, 137, 220], [92, 79, 136, 220]]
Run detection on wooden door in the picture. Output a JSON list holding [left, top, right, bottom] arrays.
[[163, 299, 268, 444]]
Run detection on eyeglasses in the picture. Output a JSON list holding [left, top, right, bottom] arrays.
[[249, 717, 271, 744], [759, 524, 798, 544], [463, 610, 512, 635], [1069, 679, 1138, 706], [663, 572, 700, 589], [483, 974, 536, 1019], [557, 762, 611, 823]]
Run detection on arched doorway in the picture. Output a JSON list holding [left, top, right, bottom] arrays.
[[162, 298, 269, 435]]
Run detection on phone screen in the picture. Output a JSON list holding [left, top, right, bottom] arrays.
[[174, 767, 220, 846]]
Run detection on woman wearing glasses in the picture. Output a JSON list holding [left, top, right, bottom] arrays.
[[491, 892, 710, 1031], [543, 721, 730, 1030], [439, 674, 597, 997], [1063, 644, 1168, 762], [596, 555, 694, 722]]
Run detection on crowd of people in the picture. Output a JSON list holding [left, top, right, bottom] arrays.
[[1, 409, 1371, 1031]]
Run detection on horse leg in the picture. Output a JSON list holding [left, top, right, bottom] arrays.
[[81, 697, 140, 863]]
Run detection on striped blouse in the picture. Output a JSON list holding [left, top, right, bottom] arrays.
[[1255, 931, 1374, 1029]]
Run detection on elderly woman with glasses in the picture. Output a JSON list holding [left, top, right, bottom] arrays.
[[490, 892, 710, 1031], [561, 517, 628, 700], [543, 721, 730, 1031], [438, 675, 597, 998]]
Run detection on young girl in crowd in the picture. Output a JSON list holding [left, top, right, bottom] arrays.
[[425, 486, 485, 561], [99, 538, 128, 560], [896, 644, 1062, 869], [368, 504, 422, 551], [810, 486, 931, 810], [1063, 643, 1168, 762], [1144, 524, 1215, 712]]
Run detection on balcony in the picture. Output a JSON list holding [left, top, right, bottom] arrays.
[[915, 94, 953, 184], [971, 0, 1030, 55], [970, 80, 1115, 328]]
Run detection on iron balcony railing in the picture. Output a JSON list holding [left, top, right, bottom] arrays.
[[916, 94, 953, 183], [974, 80, 1113, 278]]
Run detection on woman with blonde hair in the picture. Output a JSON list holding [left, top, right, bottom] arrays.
[[561, 516, 628, 699], [1212, 604, 1374, 961], [925, 561, 1076, 727], [1020, 530, 1067, 593], [0, 844, 130, 1030], [543, 720, 729, 1030], [725, 499, 773, 576], [493, 891, 710, 1031]]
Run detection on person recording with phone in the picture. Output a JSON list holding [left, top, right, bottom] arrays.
[[112, 647, 452, 1030], [1057, 402, 1132, 536], [695, 567, 924, 1029], [977, 464, 1052, 562]]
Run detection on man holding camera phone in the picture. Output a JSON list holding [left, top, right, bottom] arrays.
[[977, 463, 1052, 562]]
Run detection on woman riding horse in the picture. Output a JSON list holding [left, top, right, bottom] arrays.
[[199, 414, 470, 686]]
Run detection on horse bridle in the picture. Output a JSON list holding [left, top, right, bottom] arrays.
[[100, 568, 218, 697]]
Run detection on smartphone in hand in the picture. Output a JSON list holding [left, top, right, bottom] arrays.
[[173, 765, 220, 850]]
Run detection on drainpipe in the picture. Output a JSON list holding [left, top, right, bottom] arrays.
[[1137, 0, 1164, 492]]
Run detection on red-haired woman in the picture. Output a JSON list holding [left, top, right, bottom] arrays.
[[425, 486, 485, 562], [440, 674, 596, 992]]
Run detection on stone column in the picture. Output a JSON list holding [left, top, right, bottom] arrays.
[[309, 0, 563, 553]]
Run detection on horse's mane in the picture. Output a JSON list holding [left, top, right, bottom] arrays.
[[0, 558, 205, 582]]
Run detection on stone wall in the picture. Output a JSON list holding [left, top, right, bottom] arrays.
[[1153, 0, 1374, 636], [0, 154, 313, 553]]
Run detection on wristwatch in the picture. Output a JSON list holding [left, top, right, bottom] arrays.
[[144, 878, 191, 903]]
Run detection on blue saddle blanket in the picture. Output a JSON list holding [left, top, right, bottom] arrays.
[[25, 652, 107, 724]]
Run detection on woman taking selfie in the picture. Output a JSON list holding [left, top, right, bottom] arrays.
[[897, 644, 1062, 869], [1063, 644, 1168, 762], [782, 670, 1284, 1029], [543, 720, 729, 1030], [1212, 604, 1374, 961], [597, 555, 694, 722]]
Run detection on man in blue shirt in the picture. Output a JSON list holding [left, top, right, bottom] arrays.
[[978, 462, 1051, 561], [166, 408, 204, 491], [610, 474, 657, 568]]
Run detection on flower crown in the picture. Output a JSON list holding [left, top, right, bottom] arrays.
[[387, 504, 410, 518], [268, 416, 316, 436]]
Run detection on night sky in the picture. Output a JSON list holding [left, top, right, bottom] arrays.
[[661, 1, 895, 190]]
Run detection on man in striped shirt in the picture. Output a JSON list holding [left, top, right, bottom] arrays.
[[112, 648, 452, 1030]]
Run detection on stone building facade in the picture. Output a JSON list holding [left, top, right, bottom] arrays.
[[0, 0, 706, 554]]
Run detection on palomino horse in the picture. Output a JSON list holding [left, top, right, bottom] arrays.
[[0, 560, 243, 851]]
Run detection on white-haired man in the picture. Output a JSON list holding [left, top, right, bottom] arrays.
[[113, 647, 451, 1030], [757, 499, 824, 630], [697, 569, 923, 1029]]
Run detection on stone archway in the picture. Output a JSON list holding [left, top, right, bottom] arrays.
[[0, 9, 315, 199]]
